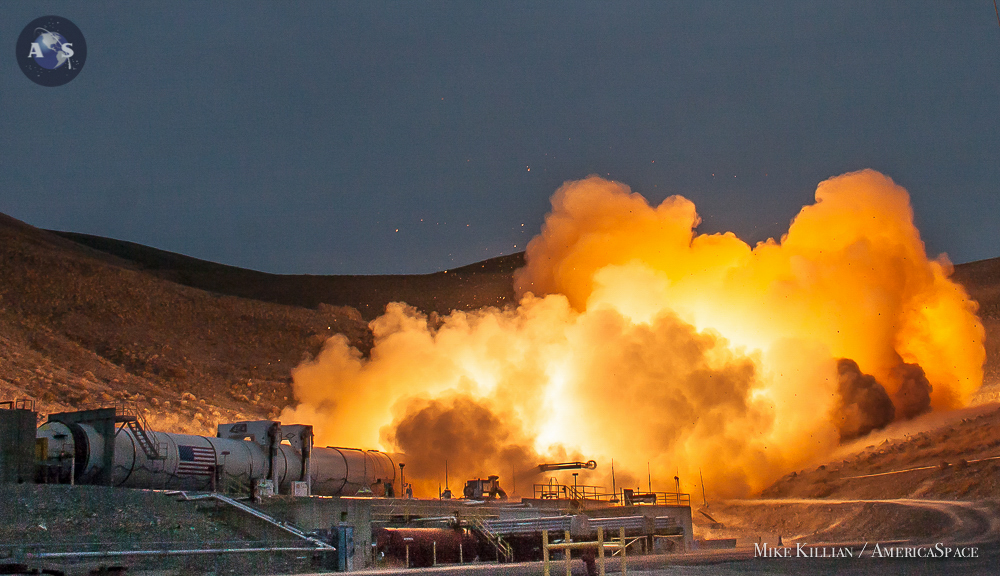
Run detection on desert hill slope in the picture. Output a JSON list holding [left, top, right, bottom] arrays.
[[950, 257, 1000, 390], [0, 213, 369, 433], [52, 231, 522, 320], [0, 213, 527, 435]]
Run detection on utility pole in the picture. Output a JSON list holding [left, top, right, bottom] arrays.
[[611, 459, 618, 503], [399, 462, 405, 498], [699, 468, 707, 507]]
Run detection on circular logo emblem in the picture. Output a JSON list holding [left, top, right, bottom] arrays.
[[16, 16, 87, 87]]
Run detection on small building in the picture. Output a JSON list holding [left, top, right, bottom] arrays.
[[0, 400, 37, 484]]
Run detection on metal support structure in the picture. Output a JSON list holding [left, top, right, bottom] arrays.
[[118, 402, 163, 460], [471, 516, 513, 563], [598, 527, 605, 574], [174, 491, 334, 550], [537, 460, 598, 473], [47, 408, 117, 485], [565, 530, 571, 576], [621, 527, 627, 576], [542, 526, 615, 576]]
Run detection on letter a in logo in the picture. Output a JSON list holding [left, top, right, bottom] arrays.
[[16, 15, 87, 86]]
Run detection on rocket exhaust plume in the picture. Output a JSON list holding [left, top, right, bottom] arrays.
[[282, 169, 984, 497]]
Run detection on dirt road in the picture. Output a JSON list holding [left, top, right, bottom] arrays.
[[734, 498, 1000, 545]]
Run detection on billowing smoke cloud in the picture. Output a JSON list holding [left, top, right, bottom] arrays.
[[835, 359, 895, 441], [382, 396, 546, 497], [283, 170, 984, 497], [890, 363, 933, 419]]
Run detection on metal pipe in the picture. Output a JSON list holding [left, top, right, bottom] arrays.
[[547, 542, 616, 551], [25, 547, 326, 559], [537, 460, 597, 472]]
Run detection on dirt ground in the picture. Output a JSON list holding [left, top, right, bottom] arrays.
[[0, 484, 323, 575], [758, 402, 1000, 502]]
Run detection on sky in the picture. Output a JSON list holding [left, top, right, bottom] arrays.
[[1, 2, 999, 275]]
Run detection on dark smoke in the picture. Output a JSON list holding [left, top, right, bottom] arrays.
[[382, 396, 543, 494], [889, 363, 933, 419], [835, 358, 895, 441]]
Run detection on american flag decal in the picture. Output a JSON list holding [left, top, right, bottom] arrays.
[[177, 445, 215, 476]]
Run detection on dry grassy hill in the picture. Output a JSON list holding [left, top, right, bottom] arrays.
[[0, 213, 369, 433], [951, 258, 1000, 391], [0, 213, 524, 434], [52, 231, 522, 321]]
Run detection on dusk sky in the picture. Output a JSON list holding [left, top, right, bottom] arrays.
[[2, 2, 999, 274]]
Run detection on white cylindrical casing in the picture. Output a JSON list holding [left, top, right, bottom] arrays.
[[37, 420, 401, 496], [111, 429, 281, 491], [37, 421, 105, 483], [310, 447, 401, 496]]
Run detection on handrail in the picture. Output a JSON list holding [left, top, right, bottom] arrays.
[[0, 398, 35, 411], [172, 491, 335, 550], [470, 516, 513, 563], [116, 401, 164, 460], [533, 483, 691, 506]]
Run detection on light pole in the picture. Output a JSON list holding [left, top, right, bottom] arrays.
[[399, 462, 406, 498]]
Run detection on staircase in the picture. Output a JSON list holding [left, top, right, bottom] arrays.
[[470, 516, 514, 563], [174, 491, 335, 550], [115, 402, 164, 460]]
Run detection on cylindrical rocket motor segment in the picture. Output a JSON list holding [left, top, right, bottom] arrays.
[[36, 417, 402, 496]]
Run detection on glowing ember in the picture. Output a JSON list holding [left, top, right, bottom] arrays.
[[282, 169, 984, 498]]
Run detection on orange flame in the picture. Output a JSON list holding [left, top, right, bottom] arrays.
[[283, 169, 984, 497]]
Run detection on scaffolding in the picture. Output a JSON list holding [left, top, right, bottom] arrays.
[[533, 480, 690, 507]]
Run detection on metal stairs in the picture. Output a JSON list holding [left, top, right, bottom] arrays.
[[114, 402, 164, 460], [470, 516, 514, 563], [174, 491, 335, 550]]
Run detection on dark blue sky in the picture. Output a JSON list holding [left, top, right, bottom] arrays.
[[2, 2, 999, 274]]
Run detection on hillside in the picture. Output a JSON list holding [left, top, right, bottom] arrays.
[[0, 213, 369, 433], [0, 213, 527, 435], [52, 231, 522, 321], [951, 258, 1000, 392]]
